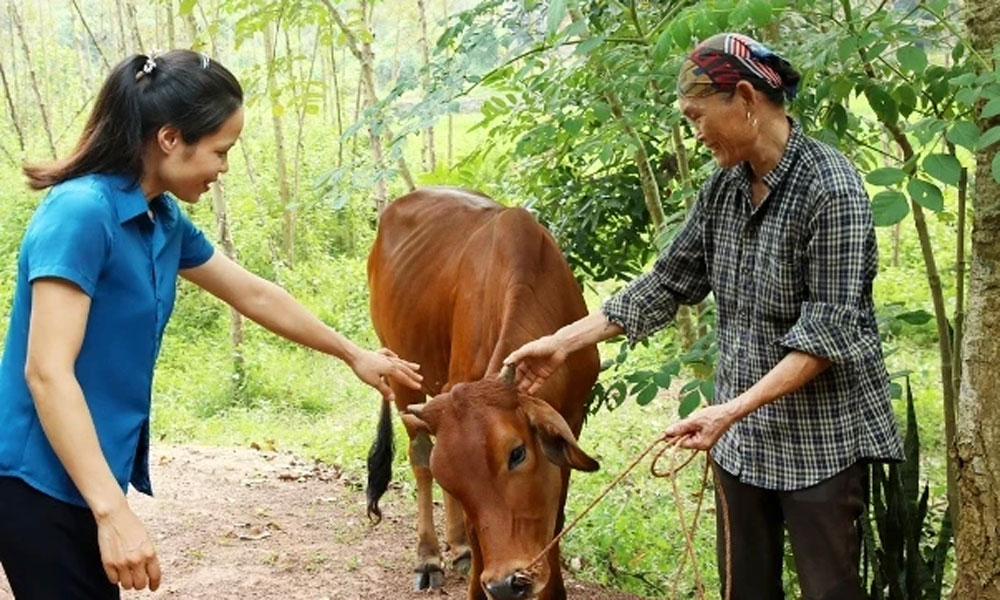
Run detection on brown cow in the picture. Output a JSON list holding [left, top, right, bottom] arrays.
[[366, 188, 600, 600]]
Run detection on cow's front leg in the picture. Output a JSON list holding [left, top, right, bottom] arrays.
[[444, 490, 472, 575], [410, 431, 444, 590]]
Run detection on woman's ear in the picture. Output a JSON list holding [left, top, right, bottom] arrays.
[[155, 125, 182, 154], [734, 80, 758, 110]]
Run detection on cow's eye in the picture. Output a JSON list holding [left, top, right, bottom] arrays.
[[508, 445, 527, 470]]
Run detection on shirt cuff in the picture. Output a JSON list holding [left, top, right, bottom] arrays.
[[778, 301, 880, 363], [602, 285, 678, 348]]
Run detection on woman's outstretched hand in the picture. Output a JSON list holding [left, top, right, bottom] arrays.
[[503, 335, 567, 395], [350, 347, 422, 401]]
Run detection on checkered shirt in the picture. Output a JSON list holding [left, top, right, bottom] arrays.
[[603, 120, 903, 491]]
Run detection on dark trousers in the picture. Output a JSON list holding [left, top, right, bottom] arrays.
[[0, 476, 119, 600], [713, 461, 866, 600]]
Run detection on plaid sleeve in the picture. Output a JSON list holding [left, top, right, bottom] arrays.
[[779, 183, 881, 362], [602, 193, 711, 347]]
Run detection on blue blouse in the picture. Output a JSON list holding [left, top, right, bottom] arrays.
[[0, 173, 214, 506]]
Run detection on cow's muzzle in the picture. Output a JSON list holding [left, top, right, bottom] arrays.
[[483, 571, 534, 600]]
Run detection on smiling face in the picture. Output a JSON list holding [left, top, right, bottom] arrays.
[[406, 378, 598, 599], [678, 86, 757, 168], [148, 106, 243, 203]]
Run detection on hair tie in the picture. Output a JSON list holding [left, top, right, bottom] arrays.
[[135, 56, 157, 81], [200, 52, 210, 69]]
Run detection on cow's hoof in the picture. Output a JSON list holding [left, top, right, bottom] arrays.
[[413, 565, 445, 590], [452, 550, 472, 576]]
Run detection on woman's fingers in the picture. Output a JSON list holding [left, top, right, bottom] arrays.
[[147, 555, 162, 591], [129, 563, 147, 590]]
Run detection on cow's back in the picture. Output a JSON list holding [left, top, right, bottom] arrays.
[[368, 188, 598, 429]]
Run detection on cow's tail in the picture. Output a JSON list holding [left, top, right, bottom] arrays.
[[366, 396, 394, 524]]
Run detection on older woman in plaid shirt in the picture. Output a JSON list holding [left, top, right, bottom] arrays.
[[505, 33, 903, 600]]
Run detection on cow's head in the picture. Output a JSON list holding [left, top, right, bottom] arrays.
[[404, 377, 598, 600]]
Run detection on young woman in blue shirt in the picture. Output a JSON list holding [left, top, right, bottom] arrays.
[[0, 50, 422, 598]]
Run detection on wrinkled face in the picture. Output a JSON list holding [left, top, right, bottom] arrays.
[[678, 91, 756, 168], [406, 379, 598, 600], [155, 107, 243, 203]]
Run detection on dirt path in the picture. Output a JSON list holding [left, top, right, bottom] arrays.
[[0, 445, 647, 600]]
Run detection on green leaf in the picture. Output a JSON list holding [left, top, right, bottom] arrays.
[[561, 117, 584, 136], [978, 125, 1000, 151], [574, 36, 603, 56], [983, 98, 1000, 119], [949, 73, 977, 87], [993, 153, 1000, 185], [636, 383, 659, 406], [871, 190, 910, 226], [946, 121, 980, 151], [896, 45, 927, 74], [678, 391, 701, 418], [866, 86, 898, 125], [546, 0, 567, 36], [699, 379, 715, 401], [907, 179, 944, 212], [179, 0, 197, 15], [671, 18, 692, 48], [889, 382, 903, 400], [653, 28, 673, 62], [896, 310, 933, 325], [922, 153, 962, 186], [593, 102, 612, 123], [952, 43, 964, 63], [955, 86, 980, 106], [749, 0, 772, 25], [653, 370, 673, 388], [894, 84, 917, 118], [866, 167, 906, 186], [838, 37, 858, 63]]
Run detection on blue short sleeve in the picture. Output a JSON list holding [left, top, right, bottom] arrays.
[[24, 185, 113, 297], [177, 211, 215, 269]]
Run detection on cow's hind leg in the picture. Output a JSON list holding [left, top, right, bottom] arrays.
[[408, 427, 445, 590], [444, 491, 472, 575]]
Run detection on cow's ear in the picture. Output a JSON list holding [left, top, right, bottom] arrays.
[[520, 395, 599, 472]]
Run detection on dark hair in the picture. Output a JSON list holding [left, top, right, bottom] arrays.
[[24, 50, 243, 190], [753, 55, 800, 107]]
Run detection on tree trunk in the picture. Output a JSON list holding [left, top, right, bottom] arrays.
[[417, 0, 436, 172], [71, 0, 111, 70], [202, 45, 244, 400], [210, 179, 246, 400], [952, 143, 968, 420], [165, 0, 176, 49], [69, 9, 95, 92], [289, 27, 321, 266], [262, 23, 294, 263], [327, 22, 344, 167], [443, 0, 453, 166], [123, 0, 144, 51], [841, 0, 960, 528], [672, 122, 702, 347], [9, 1, 57, 158], [952, 2, 1000, 596], [239, 138, 283, 282], [323, 0, 416, 212], [113, 0, 127, 55], [0, 57, 25, 155]]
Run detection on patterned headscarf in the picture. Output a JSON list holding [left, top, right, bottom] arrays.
[[677, 33, 799, 101]]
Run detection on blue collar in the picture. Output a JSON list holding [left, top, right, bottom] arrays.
[[103, 172, 178, 229]]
